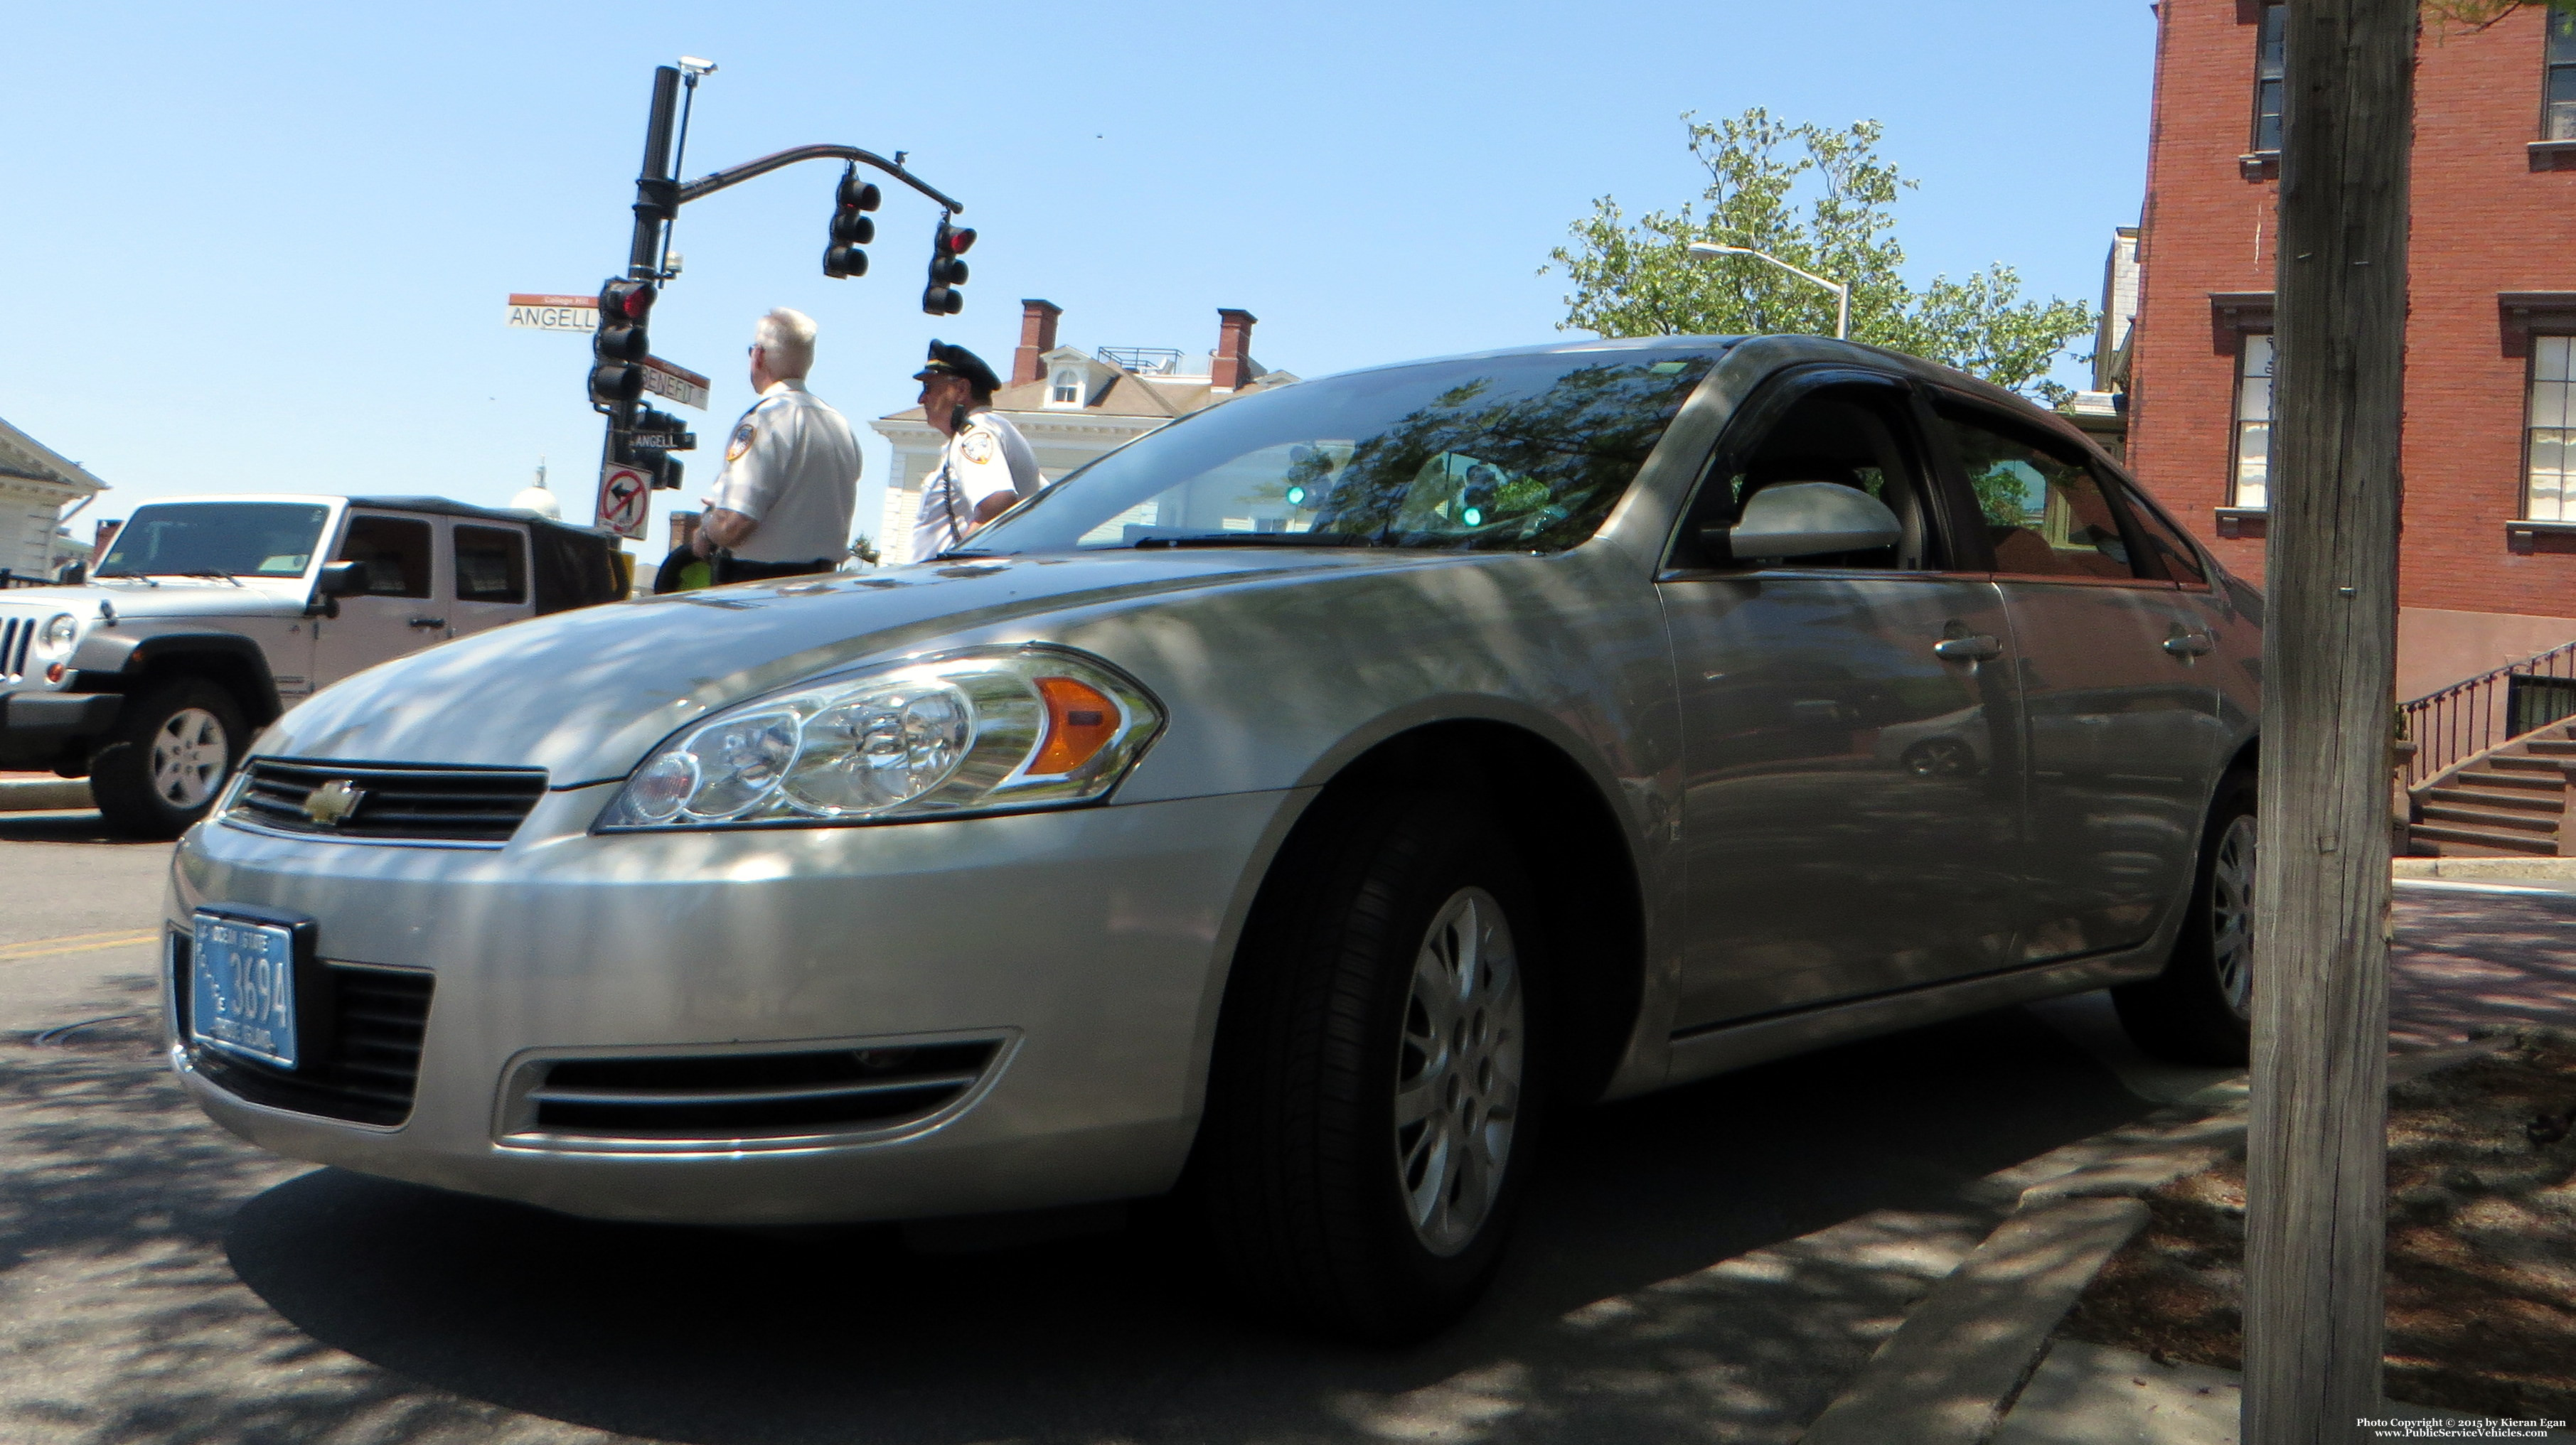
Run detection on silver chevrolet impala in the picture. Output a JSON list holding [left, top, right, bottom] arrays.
[[164, 335, 2260, 1340]]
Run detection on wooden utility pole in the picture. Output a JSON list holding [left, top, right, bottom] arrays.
[[2243, 0, 2415, 1439]]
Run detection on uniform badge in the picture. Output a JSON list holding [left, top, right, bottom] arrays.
[[726, 420, 756, 462], [960, 430, 996, 465]]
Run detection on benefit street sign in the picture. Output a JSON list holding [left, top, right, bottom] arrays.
[[643, 356, 710, 411]]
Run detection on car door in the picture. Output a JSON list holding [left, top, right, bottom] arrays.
[[1923, 397, 2227, 963], [1658, 369, 2029, 1030], [312, 511, 443, 689], [447, 521, 532, 639]]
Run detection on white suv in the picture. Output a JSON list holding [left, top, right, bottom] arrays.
[[0, 494, 624, 836]]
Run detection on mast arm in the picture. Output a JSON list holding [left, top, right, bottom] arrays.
[[675, 144, 963, 212]]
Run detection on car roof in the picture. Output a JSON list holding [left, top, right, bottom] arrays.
[[127, 493, 614, 540]]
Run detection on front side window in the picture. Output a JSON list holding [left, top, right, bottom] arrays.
[[337, 515, 432, 597], [2528, 335, 2576, 520], [2232, 334, 2276, 507], [2549, 9, 2576, 140], [95, 503, 331, 579], [1936, 409, 2143, 582], [966, 347, 1726, 555], [454, 525, 528, 603], [2254, 3, 2287, 152]]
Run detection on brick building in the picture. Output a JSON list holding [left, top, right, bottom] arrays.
[[868, 303, 1295, 566], [2127, 0, 2576, 699]]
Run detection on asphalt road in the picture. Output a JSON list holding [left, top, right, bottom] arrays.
[[1, 810, 2563, 1445]]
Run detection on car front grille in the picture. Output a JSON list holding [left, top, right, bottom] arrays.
[[173, 933, 433, 1127], [0, 616, 33, 682], [230, 758, 549, 844], [503, 1038, 1008, 1149]]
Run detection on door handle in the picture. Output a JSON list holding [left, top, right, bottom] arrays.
[[1933, 634, 2003, 662], [2162, 632, 2215, 657], [407, 616, 447, 629]]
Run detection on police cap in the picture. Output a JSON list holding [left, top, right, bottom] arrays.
[[912, 340, 1003, 395]]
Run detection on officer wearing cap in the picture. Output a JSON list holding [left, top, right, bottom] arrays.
[[913, 340, 1040, 560], [690, 306, 862, 584]]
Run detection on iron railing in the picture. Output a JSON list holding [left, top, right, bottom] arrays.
[[2401, 636, 2576, 786]]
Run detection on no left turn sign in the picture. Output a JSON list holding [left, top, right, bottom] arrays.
[[596, 459, 651, 539]]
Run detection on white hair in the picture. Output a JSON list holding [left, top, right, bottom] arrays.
[[752, 307, 818, 378]]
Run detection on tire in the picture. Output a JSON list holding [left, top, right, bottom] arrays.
[[2113, 769, 2257, 1065], [88, 679, 246, 839], [1194, 789, 1548, 1343]]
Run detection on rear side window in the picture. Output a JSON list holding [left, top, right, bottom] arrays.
[[2113, 481, 2208, 586], [337, 515, 432, 597], [1933, 409, 2142, 581], [454, 525, 528, 603]]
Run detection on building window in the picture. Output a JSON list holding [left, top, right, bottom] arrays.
[[2252, 3, 2287, 153], [1051, 370, 1081, 404], [2232, 334, 2275, 508], [2548, 9, 2576, 140], [2528, 335, 2576, 520]]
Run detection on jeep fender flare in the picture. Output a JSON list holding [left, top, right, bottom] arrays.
[[66, 630, 284, 727]]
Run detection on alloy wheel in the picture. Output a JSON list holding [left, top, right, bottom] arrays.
[[2211, 813, 2257, 1019], [1392, 886, 1525, 1257], [150, 707, 230, 808]]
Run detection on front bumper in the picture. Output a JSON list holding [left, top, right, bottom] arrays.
[[0, 689, 119, 766], [165, 783, 1300, 1225]]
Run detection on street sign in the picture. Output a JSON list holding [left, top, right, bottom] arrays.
[[643, 356, 710, 410], [596, 459, 651, 539], [506, 293, 599, 333]]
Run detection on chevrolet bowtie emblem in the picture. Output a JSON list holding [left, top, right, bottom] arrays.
[[301, 778, 366, 827]]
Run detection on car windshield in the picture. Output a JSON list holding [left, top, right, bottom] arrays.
[[963, 346, 1726, 555], [97, 503, 331, 579]]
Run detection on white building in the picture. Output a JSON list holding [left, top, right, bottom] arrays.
[[0, 416, 106, 581], [870, 303, 1296, 564]]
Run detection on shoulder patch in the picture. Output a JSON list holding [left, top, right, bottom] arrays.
[[726, 419, 756, 462], [959, 430, 996, 465]]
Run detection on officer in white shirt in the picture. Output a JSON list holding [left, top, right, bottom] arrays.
[[691, 307, 862, 583], [912, 340, 1040, 560]]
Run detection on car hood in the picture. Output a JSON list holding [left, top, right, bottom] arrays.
[[259, 550, 1452, 785], [0, 576, 308, 623]]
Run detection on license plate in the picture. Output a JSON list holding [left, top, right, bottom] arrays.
[[190, 910, 302, 1070]]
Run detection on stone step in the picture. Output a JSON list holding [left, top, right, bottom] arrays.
[[2525, 738, 2576, 756], [2408, 822, 2562, 857], [2457, 768, 2567, 792], [2491, 753, 2575, 774], [2426, 785, 2565, 814], [2420, 803, 2560, 834]]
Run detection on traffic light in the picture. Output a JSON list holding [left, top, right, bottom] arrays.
[[590, 279, 654, 414], [921, 214, 975, 316], [631, 407, 694, 490], [823, 165, 880, 279]]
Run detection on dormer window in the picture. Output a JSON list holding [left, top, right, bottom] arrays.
[[1051, 370, 1082, 405]]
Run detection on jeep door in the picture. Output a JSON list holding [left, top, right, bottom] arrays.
[[1657, 368, 2029, 1029], [446, 521, 533, 639], [1922, 397, 2228, 963], [313, 512, 446, 689]]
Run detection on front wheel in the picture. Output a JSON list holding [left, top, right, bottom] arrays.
[[1195, 790, 1546, 1342], [2113, 770, 2255, 1065], [88, 679, 245, 839]]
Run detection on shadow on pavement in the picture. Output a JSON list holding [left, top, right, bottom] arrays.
[[0, 810, 127, 845], [223, 1006, 2149, 1445], [2393, 889, 2576, 1048]]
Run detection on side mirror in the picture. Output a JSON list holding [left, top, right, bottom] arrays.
[[309, 559, 370, 618], [1714, 482, 1903, 562]]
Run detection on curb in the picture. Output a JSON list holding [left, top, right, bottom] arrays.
[[0, 775, 92, 812], [1795, 1038, 2513, 1444]]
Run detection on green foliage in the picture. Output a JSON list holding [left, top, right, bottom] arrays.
[[1545, 109, 2097, 404]]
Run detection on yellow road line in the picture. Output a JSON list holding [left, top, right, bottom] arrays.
[[0, 930, 160, 965]]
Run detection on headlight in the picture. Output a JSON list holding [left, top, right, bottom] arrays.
[[38, 614, 78, 650], [596, 645, 1164, 831]]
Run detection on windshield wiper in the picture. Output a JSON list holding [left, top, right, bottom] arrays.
[[90, 570, 159, 586], [1131, 532, 1376, 549], [177, 569, 244, 586]]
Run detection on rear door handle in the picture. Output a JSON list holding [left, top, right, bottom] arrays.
[[1933, 634, 2003, 662], [2162, 632, 2214, 657], [407, 616, 447, 629]]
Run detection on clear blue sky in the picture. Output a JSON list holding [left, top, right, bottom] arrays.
[[2, 1, 2155, 559]]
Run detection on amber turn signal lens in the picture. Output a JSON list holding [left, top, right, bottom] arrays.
[[1033, 676, 1119, 775]]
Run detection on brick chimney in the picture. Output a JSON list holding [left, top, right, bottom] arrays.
[[1212, 308, 1258, 390], [1012, 299, 1064, 387], [92, 519, 121, 558]]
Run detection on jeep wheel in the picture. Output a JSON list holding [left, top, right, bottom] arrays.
[[89, 679, 245, 839], [1195, 790, 1546, 1342], [2112, 769, 2256, 1066]]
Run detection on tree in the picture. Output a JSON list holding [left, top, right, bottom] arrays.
[[1545, 109, 2096, 403]]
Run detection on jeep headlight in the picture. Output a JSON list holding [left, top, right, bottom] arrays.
[[37, 613, 78, 651], [596, 645, 1163, 830]]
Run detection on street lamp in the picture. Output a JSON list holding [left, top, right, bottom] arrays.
[[1688, 242, 1850, 341]]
